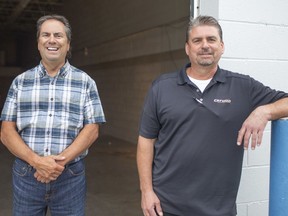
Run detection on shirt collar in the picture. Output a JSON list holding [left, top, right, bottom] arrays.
[[38, 61, 70, 78], [177, 63, 226, 85]]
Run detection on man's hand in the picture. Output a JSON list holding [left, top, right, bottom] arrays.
[[141, 190, 163, 216], [237, 106, 270, 150], [33, 155, 66, 183]]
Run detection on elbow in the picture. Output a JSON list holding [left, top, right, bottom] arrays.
[[90, 123, 100, 143], [93, 129, 99, 141], [0, 126, 5, 143], [0, 127, 8, 147], [0, 130, 3, 144]]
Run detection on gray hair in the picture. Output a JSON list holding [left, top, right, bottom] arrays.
[[186, 15, 223, 42], [36, 14, 72, 58]]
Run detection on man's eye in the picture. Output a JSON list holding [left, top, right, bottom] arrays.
[[208, 38, 217, 42], [192, 40, 201, 43], [55, 34, 63, 38]]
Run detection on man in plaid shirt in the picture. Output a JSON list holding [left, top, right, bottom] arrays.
[[1, 14, 105, 216]]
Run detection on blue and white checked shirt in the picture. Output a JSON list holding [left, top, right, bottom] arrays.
[[1, 61, 105, 161]]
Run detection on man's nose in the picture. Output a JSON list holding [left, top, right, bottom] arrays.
[[48, 35, 56, 43], [202, 40, 209, 48]]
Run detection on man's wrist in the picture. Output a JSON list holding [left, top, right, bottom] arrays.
[[27, 153, 42, 168]]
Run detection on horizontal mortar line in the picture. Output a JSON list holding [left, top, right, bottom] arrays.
[[237, 199, 269, 205], [221, 19, 288, 28], [222, 57, 288, 62], [242, 165, 270, 169]]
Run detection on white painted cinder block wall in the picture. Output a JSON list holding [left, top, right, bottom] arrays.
[[199, 0, 288, 215]]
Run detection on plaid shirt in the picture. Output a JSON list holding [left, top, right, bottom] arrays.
[[1, 61, 105, 161]]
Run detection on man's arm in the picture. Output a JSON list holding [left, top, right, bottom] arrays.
[[1, 121, 65, 182], [57, 123, 99, 165], [237, 97, 288, 150], [34, 123, 100, 183], [137, 136, 163, 216]]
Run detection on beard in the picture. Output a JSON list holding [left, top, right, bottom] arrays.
[[197, 57, 214, 66], [196, 49, 215, 66]]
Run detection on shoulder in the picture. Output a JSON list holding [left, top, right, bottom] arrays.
[[217, 68, 265, 93], [220, 68, 253, 80], [12, 66, 38, 85], [69, 65, 87, 76], [20, 66, 38, 77], [218, 68, 259, 86], [152, 71, 178, 86], [69, 65, 95, 82]]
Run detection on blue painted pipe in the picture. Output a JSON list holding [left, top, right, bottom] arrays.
[[270, 119, 288, 216]]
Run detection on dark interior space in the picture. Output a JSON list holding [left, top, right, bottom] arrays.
[[0, 0, 189, 214], [0, 0, 64, 109], [0, 1, 143, 215]]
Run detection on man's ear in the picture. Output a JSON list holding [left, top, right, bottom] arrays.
[[185, 42, 189, 56], [221, 41, 225, 54]]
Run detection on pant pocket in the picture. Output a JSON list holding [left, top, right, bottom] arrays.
[[67, 160, 85, 176], [13, 158, 32, 177]]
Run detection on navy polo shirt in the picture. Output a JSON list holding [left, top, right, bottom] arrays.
[[139, 63, 288, 216]]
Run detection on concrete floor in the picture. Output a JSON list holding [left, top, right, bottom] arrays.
[[0, 135, 142, 216]]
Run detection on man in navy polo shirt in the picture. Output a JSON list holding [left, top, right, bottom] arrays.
[[137, 15, 288, 216]]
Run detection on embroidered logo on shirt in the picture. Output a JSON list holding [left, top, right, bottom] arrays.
[[214, 99, 232, 104]]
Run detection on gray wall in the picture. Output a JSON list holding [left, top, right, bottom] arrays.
[[63, 0, 190, 143]]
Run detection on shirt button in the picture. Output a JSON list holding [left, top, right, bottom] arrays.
[[196, 89, 200, 92], [47, 131, 50, 135], [50, 98, 54, 101], [49, 114, 52, 117], [45, 148, 49, 152], [200, 98, 203, 102]]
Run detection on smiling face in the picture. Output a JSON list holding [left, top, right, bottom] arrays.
[[37, 19, 70, 67], [185, 25, 224, 69]]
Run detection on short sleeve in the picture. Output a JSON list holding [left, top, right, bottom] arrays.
[[83, 77, 106, 124], [139, 83, 160, 139], [1, 78, 18, 122]]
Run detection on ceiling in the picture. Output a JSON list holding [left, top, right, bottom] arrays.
[[0, 0, 63, 32]]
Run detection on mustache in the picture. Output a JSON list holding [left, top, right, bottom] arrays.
[[198, 48, 212, 55], [198, 52, 213, 55]]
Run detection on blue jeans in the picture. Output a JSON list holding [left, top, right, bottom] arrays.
[[12, 158, 86, 216]]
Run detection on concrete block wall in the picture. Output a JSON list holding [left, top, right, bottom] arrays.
[[199, 0, 288, 215]]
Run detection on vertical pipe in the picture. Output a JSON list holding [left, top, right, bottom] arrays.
[[191, 0, 200, 18], [190, 0, 194, 18], [270, 119, 288, 216]]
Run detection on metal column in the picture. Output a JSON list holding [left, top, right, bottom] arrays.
[[270, 119, 288, 216]]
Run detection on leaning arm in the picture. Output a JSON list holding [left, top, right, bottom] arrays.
[[266, 97, 288, 120], [237, 97, 288, 149]]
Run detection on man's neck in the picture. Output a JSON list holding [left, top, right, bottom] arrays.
[[186, 65, 218, 80], [41, 61, 65, 77]]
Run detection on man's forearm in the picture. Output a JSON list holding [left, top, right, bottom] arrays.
[[1, 121, 41, 165], [58, 123, 99, 165], [137, 136, 155, 192], [267, 97, 288, 120]]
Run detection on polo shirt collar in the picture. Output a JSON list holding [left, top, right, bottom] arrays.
[[38, 61, 70, 78], [177, 63, 226, 85]]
